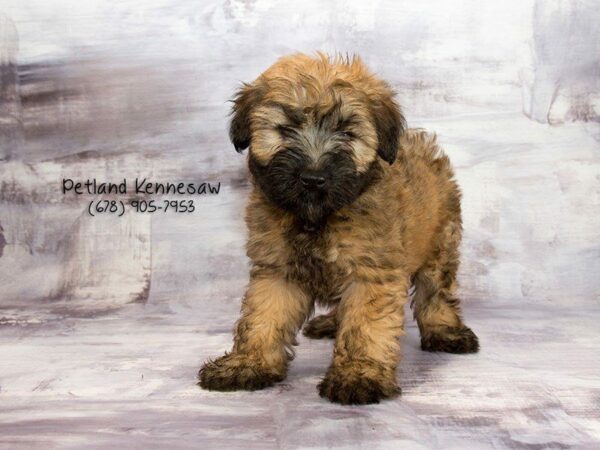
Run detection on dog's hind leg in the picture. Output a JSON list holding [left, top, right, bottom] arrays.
[[302, 308, 338, 339], [412, 219, 479, 353]]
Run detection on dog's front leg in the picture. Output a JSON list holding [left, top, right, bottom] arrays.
[[199, 274, 312, 391], [319, 275, 408, 404]]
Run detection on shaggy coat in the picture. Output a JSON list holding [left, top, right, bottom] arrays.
[[199, 53, 478, 405]]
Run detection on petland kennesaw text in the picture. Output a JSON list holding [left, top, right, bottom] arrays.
[[62, 178, 221, 195]]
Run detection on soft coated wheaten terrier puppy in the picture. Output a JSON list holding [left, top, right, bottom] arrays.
[[199, 52, 479, 404]]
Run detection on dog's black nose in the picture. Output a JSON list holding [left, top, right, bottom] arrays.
[[300, 172, 326, 189]]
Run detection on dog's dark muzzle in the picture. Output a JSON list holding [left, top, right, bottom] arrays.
[[249, 146, 380, 226], [300, 170, 327, 191]]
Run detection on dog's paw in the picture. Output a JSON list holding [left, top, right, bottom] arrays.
[[302, 313, 337, 339], [318, 361, 400, 405], [421, 325, 479, 354], [198, 353, 285, 391]]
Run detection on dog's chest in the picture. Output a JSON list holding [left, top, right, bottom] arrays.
[[286, 229, 345, 304]]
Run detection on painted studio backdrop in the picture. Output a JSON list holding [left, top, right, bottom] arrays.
[[0, 1, 599, 448]]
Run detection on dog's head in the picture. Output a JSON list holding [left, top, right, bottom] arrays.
[[229, 53, 405, 226]]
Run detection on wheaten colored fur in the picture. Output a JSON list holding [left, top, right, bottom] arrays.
[[199, 53, 478, 404]]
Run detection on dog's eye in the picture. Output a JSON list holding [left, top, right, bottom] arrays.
[[277, 125, 296, 138], [339, 131, 355, 139]]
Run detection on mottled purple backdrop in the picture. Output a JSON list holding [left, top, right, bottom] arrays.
[[0, 1, 599, 448]]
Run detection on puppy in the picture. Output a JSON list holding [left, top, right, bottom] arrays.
[[199, 53, 479, 405]]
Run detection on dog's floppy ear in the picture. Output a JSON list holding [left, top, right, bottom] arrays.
[[370, 91, 406, 165], [229, 81, 264, 153]]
